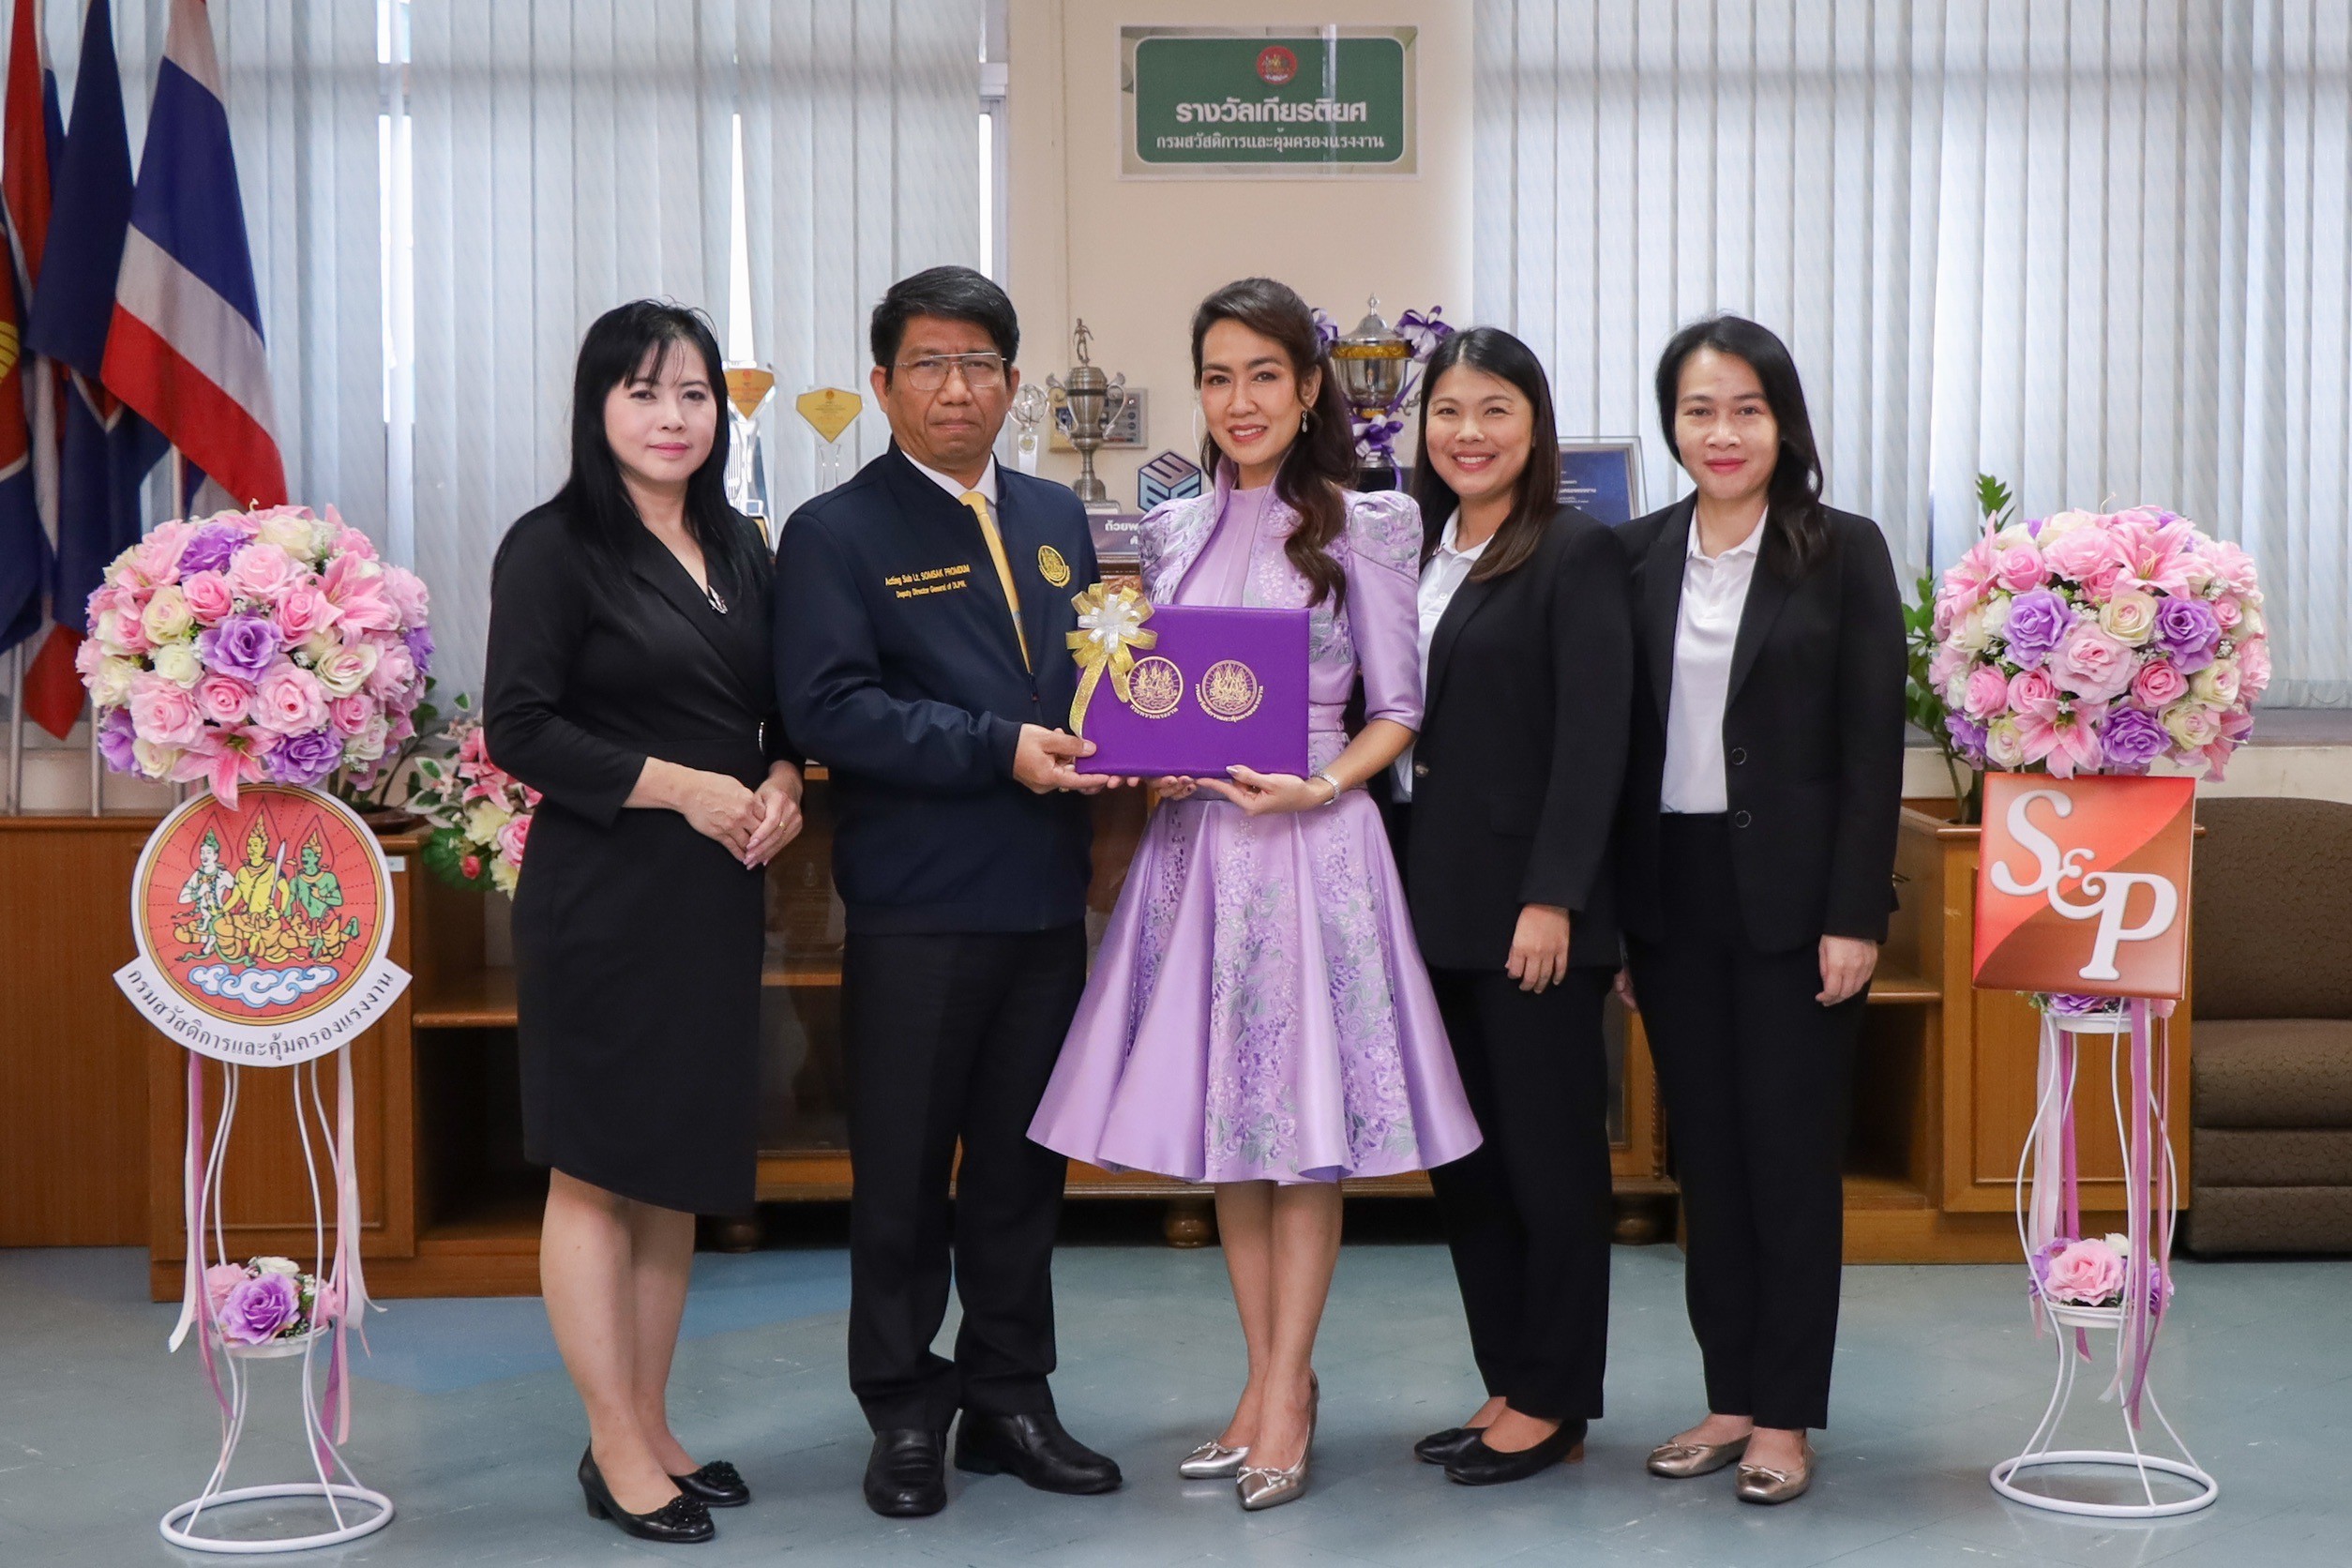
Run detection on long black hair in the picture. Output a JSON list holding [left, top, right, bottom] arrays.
[[1190, 278, 1359, 607], [552, 299, 761, 589], [1652, 313, 1829, 571], [1408, 326, 1560, 583]]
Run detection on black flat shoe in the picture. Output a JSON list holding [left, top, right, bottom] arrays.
[[865, 1427, 948, 1517], [671, 1458, 749, 1507], [1414, 1425, 1489, 1466], [954, 1411, 1123, 1495], [579, 1448, 714, 1544], [1443, 1419, 1589, 1486]]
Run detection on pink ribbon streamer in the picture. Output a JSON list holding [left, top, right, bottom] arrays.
[[177, 1054, 232, 1431], [320, 1046, 369, 1447]]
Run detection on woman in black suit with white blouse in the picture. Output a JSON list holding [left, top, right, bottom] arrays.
[[485, 301, 804, 1545], [1395, 327, 1634, 1487], [1617, 315, 1905, 1504]]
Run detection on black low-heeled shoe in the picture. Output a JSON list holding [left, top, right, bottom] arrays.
[[670, 1459, 749, 1508], [1413, 1426, 1489, 1467], [579, 1448, 715, 1544], [1443, 1419, 1589, 1486]]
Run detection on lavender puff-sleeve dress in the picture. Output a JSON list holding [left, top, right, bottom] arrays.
[[1029, 472, 1482, 1184]]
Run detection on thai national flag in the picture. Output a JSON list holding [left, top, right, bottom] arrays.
[[0, 0, 57, 665], [28, 0, 169, 735], [99, 0, 284, 515]]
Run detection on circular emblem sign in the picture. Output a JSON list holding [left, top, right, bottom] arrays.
[[1127, 656, 1184, 718], [1197, 659, 1265, 722], [1037, 543, 1073, 588], [118, 785, 409, 1065], [1257, 45, 1298, 85]]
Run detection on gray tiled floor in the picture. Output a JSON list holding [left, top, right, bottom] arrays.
[[3, 1238, 2347, 1566]]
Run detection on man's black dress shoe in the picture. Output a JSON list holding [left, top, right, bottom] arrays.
[[578, 1449, 715, 1543], [953, 1411, 1123, 1495], [1443, 1419, 1589, 1486], [670, 1458, 750, 1507], [865, 1428, 948, 1517], [1413, 1426, 1488, 1467]]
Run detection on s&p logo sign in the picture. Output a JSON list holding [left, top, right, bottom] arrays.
[[1971, 773, 2196, 1000]]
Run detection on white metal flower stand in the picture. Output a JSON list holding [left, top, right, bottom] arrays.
[[1987, 1009, 2218, 1518]]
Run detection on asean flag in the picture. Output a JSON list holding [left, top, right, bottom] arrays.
[[99, 0, 284, 513]]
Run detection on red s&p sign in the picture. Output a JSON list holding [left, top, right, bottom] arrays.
[[1971, 773, 2196, 1001]]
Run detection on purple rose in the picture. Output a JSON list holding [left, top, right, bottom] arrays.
[[2002, 589, 2075, 670], [402, 625, 434, 675], [97, 706, 139, 774], [1944, 711, 1988, 762], [2100, 706, 2172, 772], [178, 522, 247, 578], [196, 614, 282, 683], [265, 728, 345, 787], [2044, 992, 2112, 1017], [218, 1271, 300, 1345], [2153, 596, 2220, 672]]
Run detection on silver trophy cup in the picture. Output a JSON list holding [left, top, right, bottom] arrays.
[[1046, 319, 1129, 506]]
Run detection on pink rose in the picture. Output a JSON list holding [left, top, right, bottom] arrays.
[[1928, 645, 1968, 689], [1991, 544, 2047, 594], [1962, 665, 2011, 722], [495, 815, 531, 866], [332, 522, 379, 562], [322, 552, 397, 632], [2207, 538, 2260, 596], [2006, 667, 2060, 719], [365, 641, 417, 699], [2239, 636, 2272, 698], [460, 852, 483, 880], [2131, 659, 2187, 709], [180, 570, 236, 626], [328, 694, 374, 737], [2209, 592, 2243, 630], [382, 565, 430, 626], [195, 674, 254, 727], [254, 662, 329, 737], [204, 1263, 249, 1320], [226, 542, 302, 604], [128, 521, 194, 586], [128, 674, 204, 748], [2042, 524, 2118, 587], [2048, 622, 2135, 701], [2041, 1238, 2124, 1306], [273, 582, 339, 644]]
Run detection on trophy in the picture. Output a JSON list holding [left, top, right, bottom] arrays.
[[1046, 320, 1129, 510], [1330, 298, 1414, 490], [795, 385, 864, 496], [722, 364, 776, 524], [1009, 382, 1048, 476]]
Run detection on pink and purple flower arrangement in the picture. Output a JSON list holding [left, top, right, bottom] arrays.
[[203, 1255, 339, 1347], [2028, 1233, 2174, 1312], [411, 711, 539, 896], [1929, 505, 2266, 781], [77, 505, 431, 807]]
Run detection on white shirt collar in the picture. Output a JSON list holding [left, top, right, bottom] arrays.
[[1437, 514, 1493, 563], [904, 449, 999, 507], [1687, 507, 1767, 562]]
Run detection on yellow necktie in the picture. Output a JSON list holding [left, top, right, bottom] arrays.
[[960, 490, 1031, 671]]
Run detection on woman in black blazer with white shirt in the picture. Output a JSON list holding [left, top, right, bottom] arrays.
[[1617, 316, 1905, 1503], [1394, 328, 1634, 1486]]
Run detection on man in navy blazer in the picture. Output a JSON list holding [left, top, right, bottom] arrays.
[[773, 267, 1120, 1517]]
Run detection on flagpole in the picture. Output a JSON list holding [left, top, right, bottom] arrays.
[[7, 643, 22, 815]]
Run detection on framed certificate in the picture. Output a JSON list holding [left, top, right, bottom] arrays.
[[1075, 603, 1310, 778], [1557, 439, 1645, 526]]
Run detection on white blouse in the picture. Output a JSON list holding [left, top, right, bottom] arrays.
[[1391, 516, 1489, 802], [1660, 512, 1764, 814]]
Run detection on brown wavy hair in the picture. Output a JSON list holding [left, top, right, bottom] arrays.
[[1190, 278, 1358, 607]]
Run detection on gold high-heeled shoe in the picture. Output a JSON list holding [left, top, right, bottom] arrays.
[[1735, 1441, 1815, 1504], [1646, 1431, 1750, 1478], [1177, 1439, 1247, 1480], [1235, 1376, 1319, 1512]]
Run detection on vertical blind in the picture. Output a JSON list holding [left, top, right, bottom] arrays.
[[1476, 0, 2352, 706]]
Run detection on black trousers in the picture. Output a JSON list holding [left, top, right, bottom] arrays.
[[1425, 965, 1614, 1422], [840, 925, 1088, 1432], [1625, 813, 1862, 1432]]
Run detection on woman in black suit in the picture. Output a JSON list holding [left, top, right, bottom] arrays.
[[1617, 315, 1905, 1503], [1395, 328, 1633, 1486], [485, 301, 803, 1545]]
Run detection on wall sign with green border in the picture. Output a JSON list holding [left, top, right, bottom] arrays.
[[1121, 26, 1417, 178]]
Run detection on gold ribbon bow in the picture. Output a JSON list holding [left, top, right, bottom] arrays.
[[1066, 582, 1158, 738]]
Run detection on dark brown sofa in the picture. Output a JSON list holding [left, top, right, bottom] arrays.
[[2188, 795, 2352, 1253]]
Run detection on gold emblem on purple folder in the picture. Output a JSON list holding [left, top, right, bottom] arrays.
[[1127, 656, 1183, 718], [1197, 660, 1263, 722]]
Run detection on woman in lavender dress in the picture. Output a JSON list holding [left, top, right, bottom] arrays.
[[1031, 279, 1481, 1511]]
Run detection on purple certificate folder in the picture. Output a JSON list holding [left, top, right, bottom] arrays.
[[1077, 603, 1311, 778]]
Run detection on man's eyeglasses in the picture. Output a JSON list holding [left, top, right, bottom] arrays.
[[895, 353, 1007, 392]]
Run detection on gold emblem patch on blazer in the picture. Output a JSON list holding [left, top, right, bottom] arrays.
[[1037, 544, 1072, 587]]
